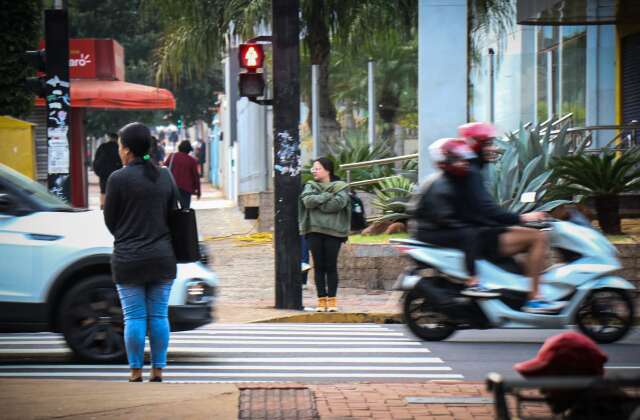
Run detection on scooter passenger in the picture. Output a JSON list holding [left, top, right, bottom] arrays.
[[458, 122, 562, 313], [410, 138, 500, 299]]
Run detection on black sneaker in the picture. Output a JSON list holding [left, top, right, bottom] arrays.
[[460, 285, 500, 298]]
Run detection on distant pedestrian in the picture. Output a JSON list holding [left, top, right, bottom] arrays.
[[299, 157, 351, 312], [165, 140, 201, 209], [150, 136, 166, 165], [92, 132, 122, 209], [196, 139, 207, 178], [103, 122, 179, 383]]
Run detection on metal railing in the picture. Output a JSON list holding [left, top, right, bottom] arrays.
[[340, 153, 418, 188], [340, 119, 640, 189]]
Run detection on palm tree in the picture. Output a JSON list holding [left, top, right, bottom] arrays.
[[550, 148, 640, 234], [147, 0, 416, 155]]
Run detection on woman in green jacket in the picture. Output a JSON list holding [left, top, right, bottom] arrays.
[[299, 157, 351, 312]]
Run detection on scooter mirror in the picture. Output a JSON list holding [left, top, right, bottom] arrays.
[[520, 192, 536, 203]]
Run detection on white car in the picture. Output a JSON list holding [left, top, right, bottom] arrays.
[[0, 163, 217, 361]]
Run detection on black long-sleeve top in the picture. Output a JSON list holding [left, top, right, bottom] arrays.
[[104, 159, 178, 284]]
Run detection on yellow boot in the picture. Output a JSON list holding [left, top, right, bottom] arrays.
[[316, 297, 327, 312], [327, 297, 338, 312]]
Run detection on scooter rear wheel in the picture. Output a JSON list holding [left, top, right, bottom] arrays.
[[575, 288, 634, 344], [404, 289, 456, 341]]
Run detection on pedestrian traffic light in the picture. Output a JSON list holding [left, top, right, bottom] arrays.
[[23, 49, 47, 98], [238, 43, 266, 98], [177, 118, 183, 129]]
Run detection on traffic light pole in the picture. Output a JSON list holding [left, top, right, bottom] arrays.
[[45, 9, 72, 202], [272, 0, 302, 309]]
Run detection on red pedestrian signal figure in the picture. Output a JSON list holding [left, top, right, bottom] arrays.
[[239, 44, 264, 71], [238, 43, 265, 98]]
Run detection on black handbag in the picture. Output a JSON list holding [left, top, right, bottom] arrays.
[[167, 172, 200, 263]]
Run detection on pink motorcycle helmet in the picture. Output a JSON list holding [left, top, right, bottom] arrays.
[[458, 122, 497, 154]]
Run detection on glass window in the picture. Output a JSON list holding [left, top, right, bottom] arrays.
[[0, 164, 72, 211]]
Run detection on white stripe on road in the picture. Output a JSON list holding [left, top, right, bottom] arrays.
[[0, 365, 450, 371], [0, 347, 430, 354], [0, 339, 421, 346], [174, 357, 444, 364], [0, 331, 405, 337], [0, 335, 413, 342], [0, 372, 463, 379]]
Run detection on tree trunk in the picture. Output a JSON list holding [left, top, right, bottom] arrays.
[[306, 5, 340, 157], [594, 195, 621, 234]]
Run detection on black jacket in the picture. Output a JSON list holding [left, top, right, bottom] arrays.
[[92, 141, 122, 179], [103, 160, 178, 284], [410, 165, 520, 232]]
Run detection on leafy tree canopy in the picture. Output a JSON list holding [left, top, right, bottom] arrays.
[[0, 0, 42, 119]]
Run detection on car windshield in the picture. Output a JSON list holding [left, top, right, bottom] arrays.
[[0, 164, 72, 211]]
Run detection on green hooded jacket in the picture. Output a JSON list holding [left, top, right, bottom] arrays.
[[299, 180, 351, 238]]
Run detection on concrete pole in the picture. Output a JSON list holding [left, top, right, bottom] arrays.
[[311, 64, 319, 158], [368, 60, 376, 148], [489, 48, 495, 123]]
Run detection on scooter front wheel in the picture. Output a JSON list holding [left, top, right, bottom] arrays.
[[575, 288, 635, 344], [403, 289, 456, 341]]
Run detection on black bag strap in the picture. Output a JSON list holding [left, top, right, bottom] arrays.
[[165, 167, 183, 210]]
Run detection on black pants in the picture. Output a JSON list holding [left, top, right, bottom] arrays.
[[307, 233, 343, 298], [416, 227, 506, 276], [178, 188, 192, 209]]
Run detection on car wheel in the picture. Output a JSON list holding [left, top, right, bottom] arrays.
[[59, 275, 126, 362], [575, 288, 634, 344]]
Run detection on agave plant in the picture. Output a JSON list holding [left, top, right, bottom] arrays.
[[371, 176, 416, 223], [549, 147, 640, 234], [486, 121, 589, 213]]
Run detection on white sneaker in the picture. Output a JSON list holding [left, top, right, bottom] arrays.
[[301, 262, 311, 273]]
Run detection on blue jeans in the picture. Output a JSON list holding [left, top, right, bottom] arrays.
[[116, 281, 173, 369]]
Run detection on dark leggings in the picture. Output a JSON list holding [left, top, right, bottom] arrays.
[[307, 233, 343, 298]]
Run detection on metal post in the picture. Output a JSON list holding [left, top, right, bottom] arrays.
[[488, 48, 495, 123], [311, 64, 320, 159], [45, 9, 72, 203], [368, 60, 376, 148], [547, 50, 553, 121], [272, 0, 302, 309]]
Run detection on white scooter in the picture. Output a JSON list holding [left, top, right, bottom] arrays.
[[392, 218, 636, 344]]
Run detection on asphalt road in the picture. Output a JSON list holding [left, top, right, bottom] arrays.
[[0, 324, 638, 382]]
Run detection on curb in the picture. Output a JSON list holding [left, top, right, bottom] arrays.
[[250, 312, 403, 324]]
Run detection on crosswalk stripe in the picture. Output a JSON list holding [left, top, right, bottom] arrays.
[[0, 372, 463, 379], [0, 331, 404, 337], [0, 335, 415, 342], [173, 357, 444, 363], [0, 339, 422, 346], [0, 347, 430, 354], [0, 365, 450, 371]]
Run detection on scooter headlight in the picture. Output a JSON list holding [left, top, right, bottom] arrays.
[[186, 280, 214, 304]]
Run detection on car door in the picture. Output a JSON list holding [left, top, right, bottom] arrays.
[[0, 185, 40, 303]]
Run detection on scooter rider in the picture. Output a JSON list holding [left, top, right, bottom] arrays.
[[458, 122, 562, 313], [410, 138, 500, 299]]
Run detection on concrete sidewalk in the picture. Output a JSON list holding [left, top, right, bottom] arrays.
[[0, 379, 239, 419]]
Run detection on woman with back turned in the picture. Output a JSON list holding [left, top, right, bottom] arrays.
[[103, 122, 178, 382], [299, 158, 351, 312]]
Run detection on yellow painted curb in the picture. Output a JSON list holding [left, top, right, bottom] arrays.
[[250, 312, 402, 324]]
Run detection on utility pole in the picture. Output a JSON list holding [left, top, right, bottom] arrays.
[[368, 60, 376, 148], [272, 0, 302, 309], [45, 8, 72, 202]]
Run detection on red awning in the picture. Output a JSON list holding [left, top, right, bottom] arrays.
[[36, 79, 175, 110]]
